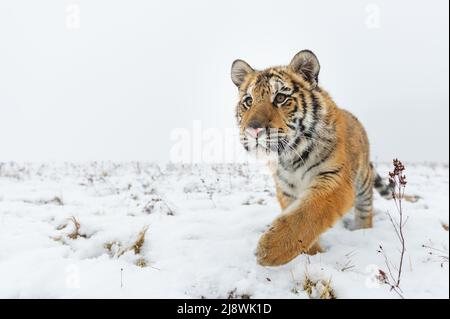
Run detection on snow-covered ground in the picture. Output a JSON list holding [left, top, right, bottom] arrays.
[[0, 162, 448, 299]]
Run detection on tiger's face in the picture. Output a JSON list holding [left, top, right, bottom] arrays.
[[231, 50, 322, 158]]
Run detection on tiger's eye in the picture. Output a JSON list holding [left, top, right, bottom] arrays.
[[244, 96, 253, 107], [275, 93, 287, 104]]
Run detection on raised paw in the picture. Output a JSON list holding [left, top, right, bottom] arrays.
[[256, 216, 305, 266]]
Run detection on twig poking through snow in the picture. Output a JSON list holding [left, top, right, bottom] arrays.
[[377, 159, 409, 299], [120, 268, 124, 288], [422, 244, 449, 267]]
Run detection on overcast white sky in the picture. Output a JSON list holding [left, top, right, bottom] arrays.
[[0, 0, 448, 163]]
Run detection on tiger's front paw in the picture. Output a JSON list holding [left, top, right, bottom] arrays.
[[256, 217, 303, 266]]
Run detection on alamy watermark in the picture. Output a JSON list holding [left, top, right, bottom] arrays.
[[365, 3, 381, 29], [65, 1, 81, 31], [169, 120, 287, 164]]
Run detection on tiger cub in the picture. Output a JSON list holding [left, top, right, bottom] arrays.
[[231, 50, 397, 266]]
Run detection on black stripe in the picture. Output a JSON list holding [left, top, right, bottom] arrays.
[[283, 131, 302, 165], [297, 116, 305, 132], [318, 167, 342, 176], [286, 123, 296, 130], [299, 91, 308, 116], [290, 132, 301, 149], [302, 142, 336, 179], [287, 103, 298, 117], [296, 92, 308, 132], [355, 206, 371, 213], [292, 142, 315, 169], [278, 97, 293, 108], [374, 173, 384, 189], [305, 91, 320, 135], [282, 191, 297, 199], [316, 167, 342, 181], [356, 201, 372, 208], [357, 170, 372, 196], [277, 174, 295, 189], [373, 171, 394, 197], [357, 178, 373, 197], [291, 92, 321, 171], [286, 90, 323, 170]]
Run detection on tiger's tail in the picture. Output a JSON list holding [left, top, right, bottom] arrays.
[[372, 166, 420, 203]]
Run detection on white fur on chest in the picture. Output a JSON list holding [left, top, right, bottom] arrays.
[[275, 164, 314, 198]]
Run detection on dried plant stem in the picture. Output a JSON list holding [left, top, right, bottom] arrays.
[[67, 216, 84, 239], [377, 159, 409, 299]]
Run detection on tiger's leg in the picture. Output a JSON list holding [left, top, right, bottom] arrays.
[[354, 167, 374, 229], [257, 178, 354, 266], [275, 186, 323, 255]]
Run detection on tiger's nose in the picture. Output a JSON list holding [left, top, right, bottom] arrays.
[[246, 120, 265, 138]]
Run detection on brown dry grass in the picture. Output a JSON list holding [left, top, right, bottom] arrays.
[[302, 275, 315, 297], [132, 226, 149, 255], [105, 226, 150, 267], [135, 257, 148, 268], [302, 274, 336, 299], [317, 279, 336, 299], [290, 269, 336, 299], [24, 196, 64, 206], [67, 216, 86, 239], [227, 289, 251, 299]]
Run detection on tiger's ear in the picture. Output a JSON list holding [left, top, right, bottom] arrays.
[[231, 59, 254, 87], [289, 50, 320, 89]]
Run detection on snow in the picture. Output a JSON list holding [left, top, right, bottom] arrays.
[[0, 161, 448, 299]]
